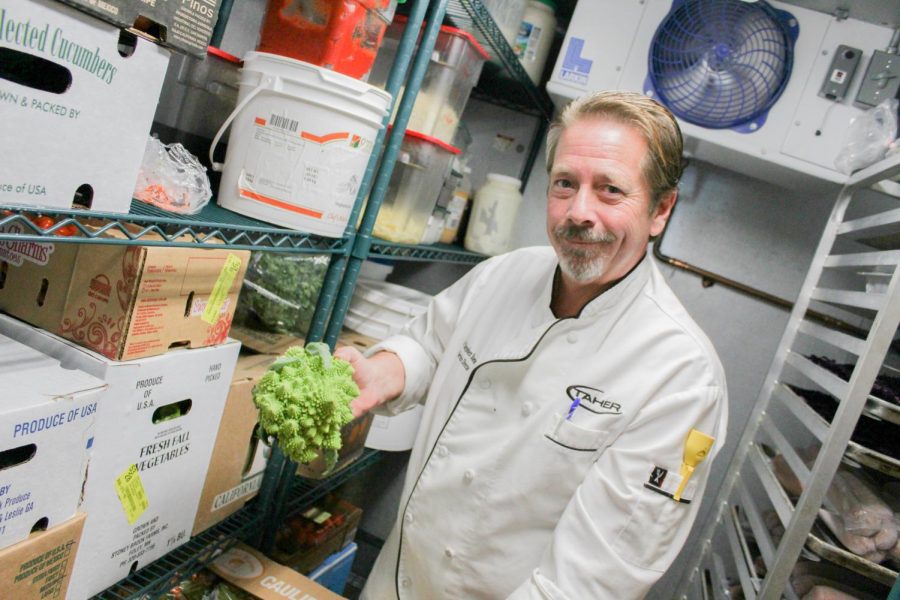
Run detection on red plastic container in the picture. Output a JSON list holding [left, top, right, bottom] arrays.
[[257, 0, 398, 80]]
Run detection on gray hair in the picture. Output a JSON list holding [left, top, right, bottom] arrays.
[[546, 91, 684, 208]]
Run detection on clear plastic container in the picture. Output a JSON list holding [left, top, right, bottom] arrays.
[[514, 0, 557, 84], [373, 130, 461, 243], [257, 0, 399, 80], [464, 173, 523, 256], [369, 16, 489, 144], [152, 47, 241, 157]]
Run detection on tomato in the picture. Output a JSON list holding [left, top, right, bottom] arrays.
[[31, 216, 55, 230], [56, 223, 77, 236]]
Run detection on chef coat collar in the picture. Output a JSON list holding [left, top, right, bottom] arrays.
[[554, 252, 651, 320]]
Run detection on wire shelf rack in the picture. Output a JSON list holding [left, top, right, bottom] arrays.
[[285, 449, 385, 516], [369, 239, 488, 264], [446, 0, 554, 119], [0, 201, 350, 253]]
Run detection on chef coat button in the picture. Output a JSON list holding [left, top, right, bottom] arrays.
[[400, 577, 412, 588], [444, 547, 455, 558], [479, 378, 491, 389], [436, 445, 449, 458], [404, 512, 414, 524], [463, 469, 475, 482], [521, 402, 533, 416], [567, 333, 578, 343]]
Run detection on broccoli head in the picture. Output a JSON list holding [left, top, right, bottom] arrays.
[[253, 342, 358, 465]]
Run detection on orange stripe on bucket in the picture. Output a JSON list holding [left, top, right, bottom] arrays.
[[254, 117, 266, 126], [301, 131, 349, 144], [239, 188, 323, 219]]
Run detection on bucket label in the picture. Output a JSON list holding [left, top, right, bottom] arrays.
[[236, 98, 373, 228]]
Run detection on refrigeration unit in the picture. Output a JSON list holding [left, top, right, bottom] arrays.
[[547, 0, 896, 188]]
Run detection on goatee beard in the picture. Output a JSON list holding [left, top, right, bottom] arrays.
[[553, 224, 617, 282]]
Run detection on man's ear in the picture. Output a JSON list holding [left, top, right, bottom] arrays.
[[650, 190, 677, 238]]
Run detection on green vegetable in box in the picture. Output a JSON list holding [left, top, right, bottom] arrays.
[[234, 252, 329, 336], [254, 343, 358, 469]]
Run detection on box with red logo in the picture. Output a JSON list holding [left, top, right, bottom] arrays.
[[0, 229, 249, 360]]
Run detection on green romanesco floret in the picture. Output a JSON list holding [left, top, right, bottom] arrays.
[[253, 342, 358, 465]]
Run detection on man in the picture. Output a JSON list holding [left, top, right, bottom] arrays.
[[337, 90, 728, 599]]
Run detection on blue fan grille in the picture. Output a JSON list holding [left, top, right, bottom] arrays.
[[648, 0, 795, 130]]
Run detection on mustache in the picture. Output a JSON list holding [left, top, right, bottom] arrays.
[[554, 224, 617, 243]]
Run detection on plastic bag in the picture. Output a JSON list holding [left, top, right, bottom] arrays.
[[134, 136, 212, 214], [233, 252, 330, 337], [826, 468, 895, 537], [834, 99, 899, 174]]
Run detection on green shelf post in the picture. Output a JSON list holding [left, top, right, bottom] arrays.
[[304, 0, 431, 346], [257, 0, 435, 555], [324, 0, 454, 348]]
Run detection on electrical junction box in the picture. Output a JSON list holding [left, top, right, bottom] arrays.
[[819, 45, 862, 101], [855, 50, 900, 108], [547, 0, 895, 187]]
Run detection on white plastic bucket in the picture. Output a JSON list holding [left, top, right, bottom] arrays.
[[211, 52, 391, 237]]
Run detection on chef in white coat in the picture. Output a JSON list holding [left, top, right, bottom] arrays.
[[337, 90, 728, 599]]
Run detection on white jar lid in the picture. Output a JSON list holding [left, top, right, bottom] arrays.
[[486, 173, 522, 186]]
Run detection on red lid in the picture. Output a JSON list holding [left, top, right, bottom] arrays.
[[393, 15, 490, 61], [207, 46, 242, 64], [404, 129, 461, 154], [388, 124, 461, 154]]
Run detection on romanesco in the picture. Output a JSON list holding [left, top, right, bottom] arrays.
[[253, 342, 358, 466]]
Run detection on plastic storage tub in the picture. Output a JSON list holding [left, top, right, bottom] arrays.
[[213, 52, 391, 237], [309, 541, 358, 595], [372, 130, 461, 243], [257, 0, 399, 80], [344, 279, 431, 339], [153, 47, 242, 157], [369, 16, 489, 144]]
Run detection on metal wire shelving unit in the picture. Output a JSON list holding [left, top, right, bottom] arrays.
[[2, 0, 552, 597]]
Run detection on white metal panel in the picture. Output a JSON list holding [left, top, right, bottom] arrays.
[[781, 18, 895, 171], [545, 0, 648, 106]]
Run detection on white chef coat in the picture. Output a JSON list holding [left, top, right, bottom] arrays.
[[361, 247, 728, 600]]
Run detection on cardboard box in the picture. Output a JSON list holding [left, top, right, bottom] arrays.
[[54, 0, 222, 58], [273, 496, 362, 576], [0, 314, 240, 599], [0, 238, 249, 360], [0, 0, 169, 213], [0, 334, 104, 551], [0, 512, 86, 600], [210, 543, 343, 600], [192, 352, 275, 536]]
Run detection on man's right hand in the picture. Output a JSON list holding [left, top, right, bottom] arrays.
[[334, 346, 406, 418]]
